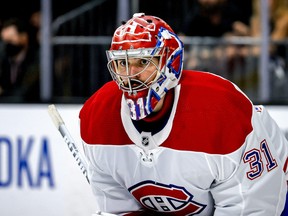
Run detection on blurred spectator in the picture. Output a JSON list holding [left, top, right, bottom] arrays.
[[180, 0, 251, 76], [29, 10, 41, 47], [178, 0, 256, 97], [0, 18, 40, 102], [250, 0, 288, 55], [181, 0, 250, 37], [250, 0, 288, 100]]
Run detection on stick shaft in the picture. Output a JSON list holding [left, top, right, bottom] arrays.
[[59, 124, 90, 183], [48, 104, 90, 183]]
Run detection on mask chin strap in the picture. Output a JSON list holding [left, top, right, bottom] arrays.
[[145, 91, 161, 114]]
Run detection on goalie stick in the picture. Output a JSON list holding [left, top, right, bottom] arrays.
[[48, 104, 90, 183], [48, 105, 118, 216]]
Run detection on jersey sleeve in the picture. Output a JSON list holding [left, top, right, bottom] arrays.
[[83, 143, 143, 214], [79, 83, 142, 214], [208, 105, 288, 215], [256, 105, 288, 180]]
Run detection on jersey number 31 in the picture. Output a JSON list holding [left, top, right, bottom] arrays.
[[243, 139, 278, 180]]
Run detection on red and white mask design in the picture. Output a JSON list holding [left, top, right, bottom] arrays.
[[106, 13, 184, 120]]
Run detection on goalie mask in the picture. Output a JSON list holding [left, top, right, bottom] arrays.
[[106, 13, 184, 120]]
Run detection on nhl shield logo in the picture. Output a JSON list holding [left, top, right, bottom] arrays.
[[142, 136, 149, 146]]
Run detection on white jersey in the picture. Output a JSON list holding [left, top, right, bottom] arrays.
[[80, 71, 288, 215]]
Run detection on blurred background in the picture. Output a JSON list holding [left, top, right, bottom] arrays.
[[0, 1, 288, 216], [0, 0, 287, 104]]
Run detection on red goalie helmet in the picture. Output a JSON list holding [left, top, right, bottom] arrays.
[[106, 13, 184, 120]]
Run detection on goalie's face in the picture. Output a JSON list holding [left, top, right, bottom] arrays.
[[109, 56, 160, 94]]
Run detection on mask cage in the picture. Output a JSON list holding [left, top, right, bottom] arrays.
[[106, 48, 165, 94]]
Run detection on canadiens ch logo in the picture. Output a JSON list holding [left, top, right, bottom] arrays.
[[128, 180, 206, 215]]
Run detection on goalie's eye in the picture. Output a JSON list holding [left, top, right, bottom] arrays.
[[140, 59, 149, 65], [119, 60, 126, 67], [118, 58, 150, 68]]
